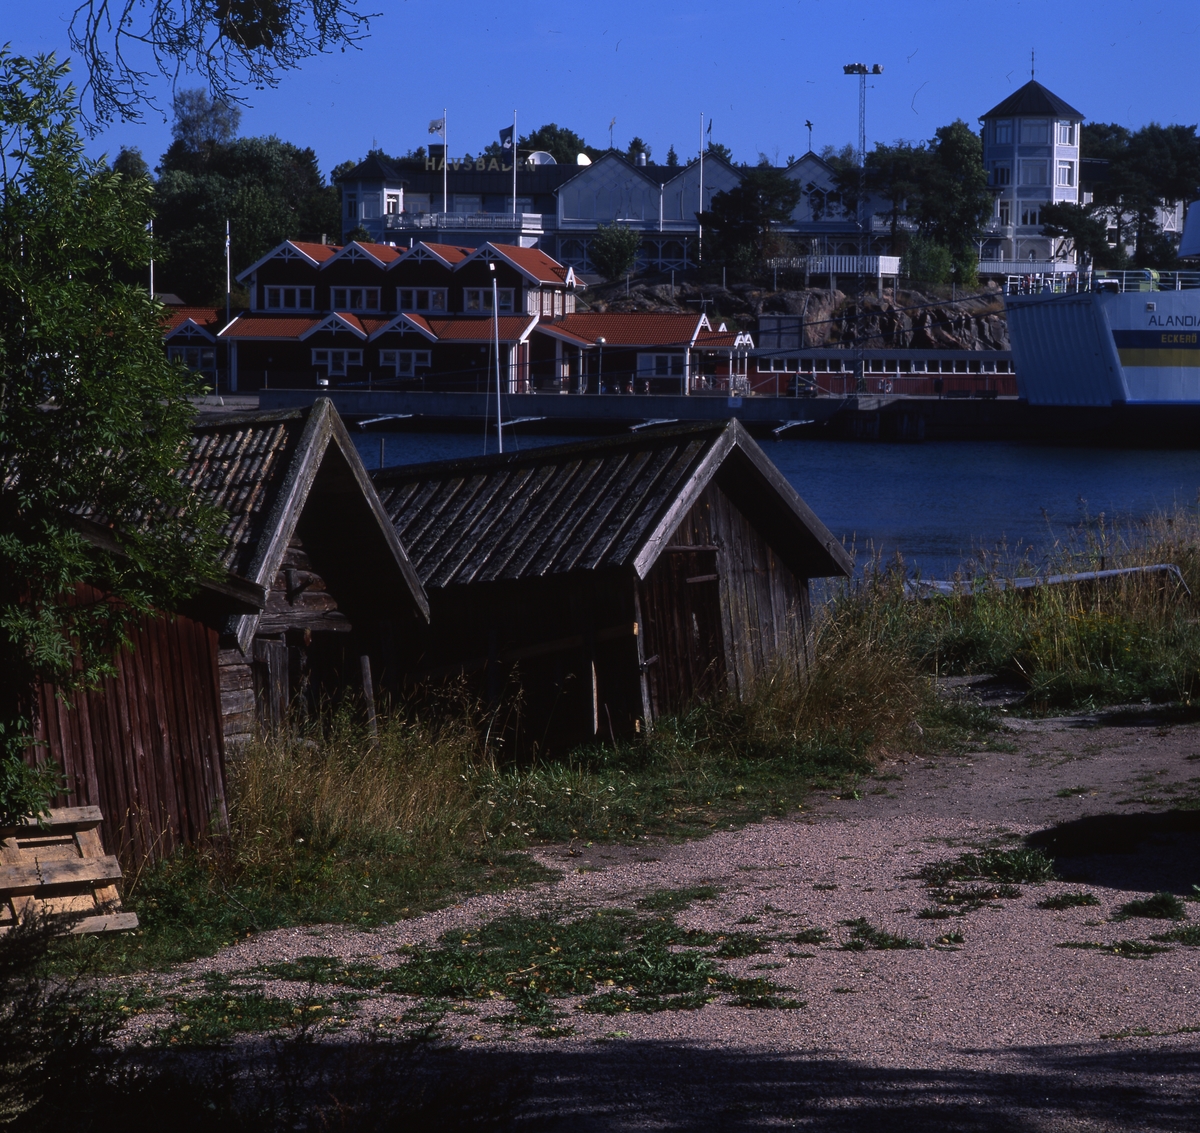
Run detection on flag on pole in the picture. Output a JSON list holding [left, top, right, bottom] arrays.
[[499, 125, 514, 151], [428, 116, 446, 136], [706, 119, 712, 138]]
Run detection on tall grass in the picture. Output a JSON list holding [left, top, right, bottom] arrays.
[[860, 506, 1200, 709]]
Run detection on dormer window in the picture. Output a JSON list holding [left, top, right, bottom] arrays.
[[993, 119, 1012, 144], [398, 288, 447, 313], [465, 288, 514, 314], [331, 287, 381, 312], [264, 286, 314, 311]]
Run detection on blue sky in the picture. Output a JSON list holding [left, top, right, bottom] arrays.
[[6, 1, 1199, 178]]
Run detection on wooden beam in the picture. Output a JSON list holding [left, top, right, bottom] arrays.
[[0, 855, 124, 892]]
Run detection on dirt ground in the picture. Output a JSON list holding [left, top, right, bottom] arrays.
[[148, 698, 1200, 1130]]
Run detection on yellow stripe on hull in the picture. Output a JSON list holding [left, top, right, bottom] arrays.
[[1117, 349, 1200, 368]]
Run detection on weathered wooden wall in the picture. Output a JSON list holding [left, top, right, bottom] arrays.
[[32, 607, 228, 867], [639, 481, 811, 717]]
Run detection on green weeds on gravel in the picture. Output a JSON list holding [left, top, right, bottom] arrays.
[[840, 918, 924, 951], [261, 908, 803, 1033], [1038, 892, 1102, 910], [919, 848, 1055, 887], [1056, 940, 1172, 959], [1151, 925, 1200, 945], [636, 886, 721, 912], [1114, 892, 1189, 921]]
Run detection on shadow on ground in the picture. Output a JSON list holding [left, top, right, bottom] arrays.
[[30, 1035, 1200, 1131], [1026, 809, 1200, 893]]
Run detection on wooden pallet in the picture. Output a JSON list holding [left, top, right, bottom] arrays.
[[0, 807, 138, 935]]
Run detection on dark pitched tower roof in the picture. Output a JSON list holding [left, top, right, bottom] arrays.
[[980, 80, 1084, 121], [335, 153, 406, 183]]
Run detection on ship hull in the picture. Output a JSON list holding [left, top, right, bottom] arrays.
[[1006, 290, 1200, 407]]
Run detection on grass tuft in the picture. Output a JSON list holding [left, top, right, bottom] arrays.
[[1151, 925, 1200, 945], [919, 849, 1054, 887], [1038, 891, 1102, 910], [1056, 940, 1171, 959], [1115, 892, 1189, 921], [840, 918, 924, 951], [636, 886, 720, 912]]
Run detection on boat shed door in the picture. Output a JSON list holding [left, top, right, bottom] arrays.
[[637, 546, 727, 720]]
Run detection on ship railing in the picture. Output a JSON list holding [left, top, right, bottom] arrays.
[[1006, 268, 1200, 295]]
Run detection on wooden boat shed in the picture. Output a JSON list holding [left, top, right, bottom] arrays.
[[372, 420, 851, 751], [31, 399, 427, 865]]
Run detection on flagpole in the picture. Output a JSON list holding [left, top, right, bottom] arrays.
[[698, 112, 704, 267], [512, 110, 518, 218], [442, 108, 448, 220]]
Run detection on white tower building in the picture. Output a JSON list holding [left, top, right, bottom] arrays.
[[979, 80, 1084, 264]]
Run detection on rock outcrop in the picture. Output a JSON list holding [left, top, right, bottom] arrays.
[[580, 280, 1010, 351]]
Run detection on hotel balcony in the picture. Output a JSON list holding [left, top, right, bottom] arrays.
[[381, 212, 552, 233]]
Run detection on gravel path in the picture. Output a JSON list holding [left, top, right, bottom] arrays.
[[138, 703, 1200, 1129]]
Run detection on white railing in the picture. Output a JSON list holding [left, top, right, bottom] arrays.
[[382, 212, 549, 231], [979, 260, 1077, 275], [767, 255, 902, 276]]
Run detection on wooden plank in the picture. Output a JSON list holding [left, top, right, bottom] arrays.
[[0, 806, 103, 835], [0, 912, 139, 936], [0, 855, 123, 891]]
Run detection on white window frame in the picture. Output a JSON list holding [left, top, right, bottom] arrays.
[[311, 348, 363, 376], [1057, 121, 1075, 146], [397, 287, 448, 313], [1020, 118, 1049, 145], [263, 286, 315, 311], [464, 288, 515, 314], [379, 349, 433, 377], [331, 287, 382, 312], [385, 193, 402, 215], [637, 353, 686, 378], [1056, 161, 1075, 187], [993, 119, 1013, 144]]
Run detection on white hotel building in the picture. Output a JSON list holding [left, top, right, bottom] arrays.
[[978, 79, 1084, 266]]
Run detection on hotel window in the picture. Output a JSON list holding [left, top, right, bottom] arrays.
[[406, 193, 431, 214], [397, 288, 447, 313], [379, 349, 432, 377], [362, 196, 380, 220], [993, 119, 1013, 144], [311, 348, 362, 375], [452, 195, 482, 214], [998, 200, 1011, 226], [1020, 160, 1048, 186], [1020, 118, 1049, 144], [992, 162, 1011, 186], [1020, 206, 1041, 227], [1057, 122, 1076, 146], [637, 353, 685, 378], [263, 286, 314, 310], [345, 194, 357, 220], [331, 287, 381, 311], [385, 193, 401, 215], [464, 288, 514, 313], [1056, 161, 1075, 187]]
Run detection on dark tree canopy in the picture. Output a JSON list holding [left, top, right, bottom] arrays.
[[69, 0, 374, 125], [626, 137, 652, 162], [0, 53, 224, 820], [665, 145, 679, 168], [518, 124, 601, 166], [589, 222, 641, 281], [152, 93, 339, 301], [171, 87, 241, 150], [699, 166, 802, 278]]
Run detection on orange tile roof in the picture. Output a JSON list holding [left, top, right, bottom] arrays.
[[218, 314, 322, 339], [411, 242, 475, 265], [696, 329, 752, 348], [162, 307, 224, 334], [289, 241, 340, 262], [426, 316, 537, 343], [352, 242, 404, 263], [536, 312, 706, 348], [492, 245, 571, 284]]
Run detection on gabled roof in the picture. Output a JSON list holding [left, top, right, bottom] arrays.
[[535, 312, 713, 349], [300, 313, 368, 340], [425, 315, 538, 344], [187, 400, 428, 649], [980, 80, 1084, 121], [366, 312, 439, 342], [459, 243, 579, 288], [324, 241, 404, 267], [163, 307, 224, 341], [218, 314, 322, 340], [371, 420, 852, 590], [697, 328, 754, 350], [400, 242, 476, 266], [334, 153, 406, 184], [237, 239, 340, 281]]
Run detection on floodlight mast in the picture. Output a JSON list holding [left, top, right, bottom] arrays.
[[842, 63, 883, 234]]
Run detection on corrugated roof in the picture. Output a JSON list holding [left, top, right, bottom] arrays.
[[373, 421, 851, 590], [535, 312, 708, 348], [980, 80, 1084, 121]]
